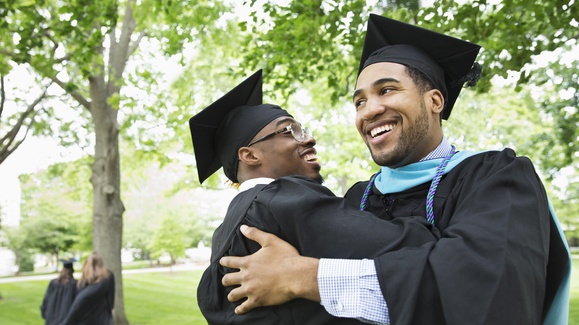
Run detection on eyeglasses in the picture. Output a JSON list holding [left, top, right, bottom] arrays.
[[247, 122, 312, 147]]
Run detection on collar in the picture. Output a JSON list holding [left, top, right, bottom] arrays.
[[375, 138, 480, 194], [238, 177, 275, 192], [421, 136, 452, 161]]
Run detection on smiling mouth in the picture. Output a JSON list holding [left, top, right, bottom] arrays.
[[370, 123, 396, 138], [302, 153, 318, 162]]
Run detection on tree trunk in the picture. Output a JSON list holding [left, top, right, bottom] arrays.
[[89, 73, 129, 325]]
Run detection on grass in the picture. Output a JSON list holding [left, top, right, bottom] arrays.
[[0, 270, 208, 325], [1, 262, 578, 324], [571, 258, 579, 324]]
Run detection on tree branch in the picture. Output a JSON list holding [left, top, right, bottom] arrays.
[[46, 74, 91, 110], [0, 84, 50, 164], [0, 75, 5, 118], [107, 0, 137, 96]]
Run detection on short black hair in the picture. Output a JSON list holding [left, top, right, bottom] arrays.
[[405, 65, 435, 95]]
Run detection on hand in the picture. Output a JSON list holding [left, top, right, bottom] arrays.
[[220, 225, 320, 314]]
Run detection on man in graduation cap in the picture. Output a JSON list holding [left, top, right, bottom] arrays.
[[40, 258, 77, 325], [191, 69, 440, 324], [220, 15, 571, 325]]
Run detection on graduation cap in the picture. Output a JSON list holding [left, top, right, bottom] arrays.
[[59, 258, 76, 269], [358, 14, 481, 119], [189, 70, 292, 184]]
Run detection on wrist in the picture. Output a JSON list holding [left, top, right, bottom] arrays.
[[289, 256, 320, 302]]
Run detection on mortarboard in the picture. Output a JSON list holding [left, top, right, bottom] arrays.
[[59, 258, 76, 269], [189, 70, 292, 184], [358, 14, 481, 119]]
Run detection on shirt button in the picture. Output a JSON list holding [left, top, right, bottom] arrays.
[[336, 301, 344, 312]]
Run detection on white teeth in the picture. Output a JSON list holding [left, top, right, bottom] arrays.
[[302, 153, 317, 162], [370, 124, 395, 138]]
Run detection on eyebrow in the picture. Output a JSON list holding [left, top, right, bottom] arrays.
[[352, 77, 401, 101]]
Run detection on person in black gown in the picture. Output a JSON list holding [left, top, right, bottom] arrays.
[[40, 258, 77, 325], [60, 251, 115, 325], [219, 15, 571, 325], [190, 69, 440, 324]]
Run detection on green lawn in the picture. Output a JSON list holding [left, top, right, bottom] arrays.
[[571, 258, 579, 324], [1, 262, 578, 324], [0, 270, 208, 325]]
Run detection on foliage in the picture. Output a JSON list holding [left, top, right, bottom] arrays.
[[238, 0, 578, 170], [0, 1, 236, 322], [120, 141, 227, 256], [239, 0, 369, 104], [3, 227, 35, 273], [15, 158, 93, 265], [148, 216, 187, 264]]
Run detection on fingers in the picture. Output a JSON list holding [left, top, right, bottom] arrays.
[[239, 224, 274, 247], [235, 300, 257, 315], [221, 270, 242, 287], [227, 286, 261, 314], [220, 255, 244, 270], [226, 282, 244, 301]]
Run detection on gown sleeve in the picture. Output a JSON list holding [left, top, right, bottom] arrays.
[[40, 280, 55, 319], [247, 176, 440, 259], [107, 272, 115, 311]]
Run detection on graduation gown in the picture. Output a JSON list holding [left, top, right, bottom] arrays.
[[61, 272, 115, 325], [344, 149, 569, 325], [198, 175, 439, 324], [40, 278, 77, 325]]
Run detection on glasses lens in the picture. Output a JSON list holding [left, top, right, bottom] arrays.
[[290, 123, 304, 142]]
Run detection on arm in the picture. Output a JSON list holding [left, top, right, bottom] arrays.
[[221, 225, 320, 314], [221, 226, 389, 324], [221, 177, 436, 323], [107, 272, 115, 313]]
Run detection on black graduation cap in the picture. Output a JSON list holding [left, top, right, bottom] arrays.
[[189, 70, 292, 184], [358, 14, 481, 119], [60, 258, 76, 269]]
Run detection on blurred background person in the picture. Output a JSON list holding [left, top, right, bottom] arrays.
[[61, 251, 115, 325], [40, 258, 77, 325]]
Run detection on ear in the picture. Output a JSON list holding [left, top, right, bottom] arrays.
[[238, 147, 261, 166], [425, 89, 445, 115]]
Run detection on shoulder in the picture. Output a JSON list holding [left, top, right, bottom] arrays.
[[253, 175, 335, 209], [457, 148, 537, 175], [267, 175, 334, 195], [446, 148, 544, 195], [46, 279, 58, 289]]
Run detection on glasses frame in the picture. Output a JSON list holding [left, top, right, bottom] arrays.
[[247, 122, 308, 147]]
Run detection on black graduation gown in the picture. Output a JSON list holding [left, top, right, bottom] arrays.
[[344, 149, 569, 325], [40, 278, 77, 325], [198, 175, 439, 325], [61, 272, 115, 325]]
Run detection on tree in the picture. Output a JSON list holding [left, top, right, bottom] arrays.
[[18, 158, 93, 267], [1, 1, 230, 322], [149, 216, 186, 265]]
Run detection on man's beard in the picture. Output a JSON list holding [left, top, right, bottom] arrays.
[[370, 101, 430, 168]]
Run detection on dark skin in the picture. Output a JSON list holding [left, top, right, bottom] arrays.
[[220, 62, 445, 314]]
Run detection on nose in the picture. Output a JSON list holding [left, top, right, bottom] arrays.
[[359, 97, 385, 121], [302, 132, 316, 146]]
